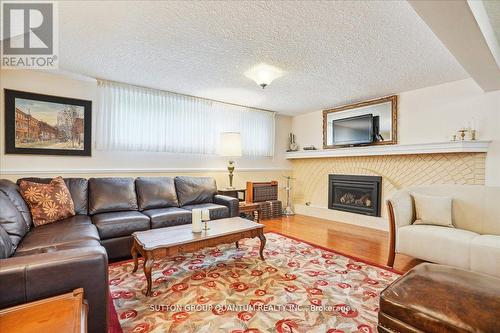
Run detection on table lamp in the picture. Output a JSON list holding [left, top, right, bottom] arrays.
[[220, 132, 242, 189]]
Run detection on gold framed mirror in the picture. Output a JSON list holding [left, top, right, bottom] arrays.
[[323, 95, 397, 149]]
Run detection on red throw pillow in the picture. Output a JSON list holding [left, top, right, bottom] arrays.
[[20, 176, 76, 227]]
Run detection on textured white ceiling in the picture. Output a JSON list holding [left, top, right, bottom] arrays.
[[58, 1, 467, 115], [483, 0, 500, 47]]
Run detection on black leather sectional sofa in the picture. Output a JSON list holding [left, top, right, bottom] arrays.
[[0, 176, 239, 333]]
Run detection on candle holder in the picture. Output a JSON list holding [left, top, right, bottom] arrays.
[[202, 218, 210, 231], [458, 129, 467, 141], [468, 129, 476, 141], [202, 209, 210, 231]]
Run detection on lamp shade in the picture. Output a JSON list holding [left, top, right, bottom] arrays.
[[220, 132, 242, 157]]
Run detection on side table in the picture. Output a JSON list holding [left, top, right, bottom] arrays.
[[0, 288, 87, 333], [239, 202, 262, 222], [218, 188, 246, 202]]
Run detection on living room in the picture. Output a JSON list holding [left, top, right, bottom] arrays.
[[1, 1, 500, 333]]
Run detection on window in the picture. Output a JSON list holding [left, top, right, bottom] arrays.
[[96, 80, 275, 156]]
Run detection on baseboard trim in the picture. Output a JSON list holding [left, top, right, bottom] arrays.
[[0, 167, 291, 176]]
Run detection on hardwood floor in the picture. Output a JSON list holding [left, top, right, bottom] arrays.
[[262, 214, 423, 273]]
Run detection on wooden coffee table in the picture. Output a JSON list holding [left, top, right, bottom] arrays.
[[131, 217, 266, 296]]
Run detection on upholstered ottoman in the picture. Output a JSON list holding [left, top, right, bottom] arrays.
[[378, 263, 500, 333]]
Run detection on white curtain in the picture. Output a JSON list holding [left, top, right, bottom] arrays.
[[96, 80, 275, 156]]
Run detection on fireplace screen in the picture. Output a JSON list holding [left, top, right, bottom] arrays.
[[328, 175, 382, 216]]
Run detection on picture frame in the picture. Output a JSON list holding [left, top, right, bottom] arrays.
[[322, 95, 398, 149], [4, 89, 92, 156]]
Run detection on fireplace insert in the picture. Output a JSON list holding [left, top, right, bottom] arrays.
[[328, 174, 382, 216]]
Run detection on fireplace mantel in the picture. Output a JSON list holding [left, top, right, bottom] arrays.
[[285, 141, 490, 159]]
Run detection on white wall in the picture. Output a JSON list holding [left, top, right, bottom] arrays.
[[0, 70, 292, 185], [292, 78, 500, 185]]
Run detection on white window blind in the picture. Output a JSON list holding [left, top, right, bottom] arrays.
[[96, 80, 275, 156]]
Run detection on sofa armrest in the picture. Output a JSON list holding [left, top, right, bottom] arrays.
[[387, 190, 415, 229], [214, 194, 239, 217], [0, 247, 109, 333], [386, 190, 415, 267]]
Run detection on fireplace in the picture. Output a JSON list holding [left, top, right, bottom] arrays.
[[328, 174, 382, 217]]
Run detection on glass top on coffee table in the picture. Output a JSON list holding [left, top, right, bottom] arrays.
[[132, 216, 263, 250]]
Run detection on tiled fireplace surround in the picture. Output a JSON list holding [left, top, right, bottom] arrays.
[[291, 152, 486, 229]]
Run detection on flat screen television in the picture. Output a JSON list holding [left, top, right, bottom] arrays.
[[331, 114, 374, 146]]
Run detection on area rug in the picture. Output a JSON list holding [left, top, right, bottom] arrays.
[[108, 232, 401, 333]]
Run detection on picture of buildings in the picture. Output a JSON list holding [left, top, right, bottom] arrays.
[[14, 98, 85, 150]]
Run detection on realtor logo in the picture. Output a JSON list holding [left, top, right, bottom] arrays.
[[1, 1, 58, 69]]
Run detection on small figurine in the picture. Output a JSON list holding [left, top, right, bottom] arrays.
[[287, 133, 299, 152]]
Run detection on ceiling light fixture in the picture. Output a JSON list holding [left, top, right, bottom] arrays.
[[244, 63, 284, 89]]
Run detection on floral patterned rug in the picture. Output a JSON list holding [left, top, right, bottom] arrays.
[[108, 232, 400, 333]]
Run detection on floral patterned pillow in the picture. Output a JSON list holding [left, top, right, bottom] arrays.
[[19, 177, 75, 227]]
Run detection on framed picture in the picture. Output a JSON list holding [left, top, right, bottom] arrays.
[[323, 95, 397, 149], [4, 89, 92, 156]]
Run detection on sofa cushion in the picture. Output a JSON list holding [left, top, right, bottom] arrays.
[[92, 211, 149, 240], [181, 203, 229, 220], [89, 178, 138, 215], [19, 177, 76, 227], [142, 207, 192, 229], [136, 177, 179, 211], [100, 236, 134, 260], [0, 226, 14, 259], [17, 177, 89, 215], [14, 239, 102, 257], [397, 225, 478, 269], [412, 193, 453, 227], [0, 186, 31, 250], [0, 179, 32, 234], [175, 176, 217, 206], [470, 235, 500, 278], [14, 215, 100, 255]]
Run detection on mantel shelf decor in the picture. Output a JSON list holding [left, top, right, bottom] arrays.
[[285, 141, 491, 159]]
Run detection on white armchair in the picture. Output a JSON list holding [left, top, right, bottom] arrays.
[[387, 185, 500, 278]]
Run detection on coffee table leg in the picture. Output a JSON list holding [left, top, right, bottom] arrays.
[[143, 253, 154, 296], [258, 231, 266, 260], [235, 241, 239, 249], [131, 242, 139, 273]]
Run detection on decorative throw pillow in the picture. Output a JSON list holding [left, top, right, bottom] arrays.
[[19, 177, 75, 227], [412, 193, 454, 228]]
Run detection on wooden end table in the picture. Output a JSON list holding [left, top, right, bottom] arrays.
[[0, 288, 87, 333], [217, 188, 246, 201], [131, 217, 266, 296], [239, 202, 262, 222]]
